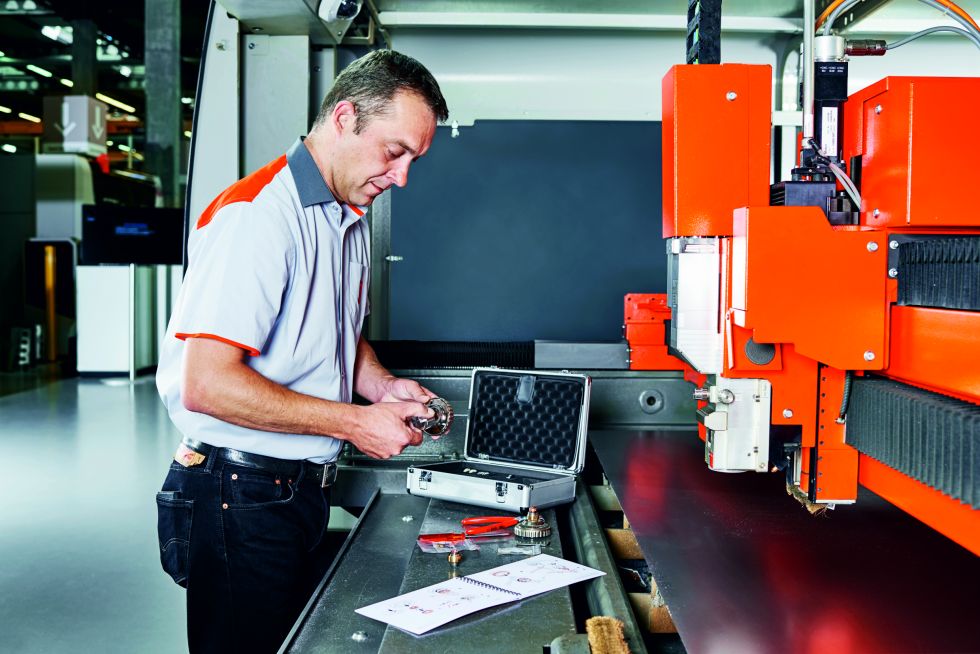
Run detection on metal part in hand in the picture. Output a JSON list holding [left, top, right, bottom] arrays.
[[410, 397, 454, 436]]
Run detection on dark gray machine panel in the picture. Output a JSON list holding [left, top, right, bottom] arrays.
[[389, 120, 667, 342]]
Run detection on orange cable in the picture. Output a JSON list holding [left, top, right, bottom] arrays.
[[815, 0, 979, 33]]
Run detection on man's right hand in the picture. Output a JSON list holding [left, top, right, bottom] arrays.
[[347, 402, 431, 459]]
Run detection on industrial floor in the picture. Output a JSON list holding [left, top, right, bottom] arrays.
[[0, 376, 187, 653]]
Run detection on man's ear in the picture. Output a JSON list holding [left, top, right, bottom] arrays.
[[332, 100, 357, 134]]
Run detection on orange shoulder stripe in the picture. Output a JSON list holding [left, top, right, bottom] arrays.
[[175, 332, 261, 357], [196, 155, 288, 230]]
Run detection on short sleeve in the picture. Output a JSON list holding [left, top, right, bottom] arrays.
[[172, 202, 293, 356]]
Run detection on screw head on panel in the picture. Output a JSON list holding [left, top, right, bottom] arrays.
[[726, 91, 738, 101], [873, 208, 881, 217], [782, 409, 794, 419], [888, 268, 898, 278], [889, 240, 899, 250], [874, 104, 883, 114], [867, 241, 879, 252], [864, 351, 876, 361]]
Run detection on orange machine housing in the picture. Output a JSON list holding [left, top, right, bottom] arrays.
[[658, 65, 980, 555], [624, 294, 691, 371], [842, 76, 980, 228], [661, 64, 772, 237]]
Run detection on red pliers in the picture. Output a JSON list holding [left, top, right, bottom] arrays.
[[461, 515, 519, 536]]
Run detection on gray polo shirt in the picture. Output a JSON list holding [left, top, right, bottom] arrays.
[[157, 138, 370, 463]]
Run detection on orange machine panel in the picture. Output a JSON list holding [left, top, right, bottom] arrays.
[[730, 206, 889, 371], [885, 305, 980, 404], [842, 76, 980, 228], [624, 293, 691, 371], [662, 64, 772, 238], [859, 453, 980, 556]]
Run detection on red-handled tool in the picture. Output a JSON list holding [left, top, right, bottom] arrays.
[[418, 532, 468, 544], [461, 515, 519, 536]]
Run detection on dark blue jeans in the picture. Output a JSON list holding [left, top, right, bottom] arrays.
[[156, 452, 333, 653]]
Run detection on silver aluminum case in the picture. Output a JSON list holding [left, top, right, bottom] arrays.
[[406, 368, 592, 513]]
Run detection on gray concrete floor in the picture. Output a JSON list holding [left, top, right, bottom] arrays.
[[0, 376, 186, 653]]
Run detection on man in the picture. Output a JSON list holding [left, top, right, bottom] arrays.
[[155, 50, 449, 652]]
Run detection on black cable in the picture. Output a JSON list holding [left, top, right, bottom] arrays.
[[835, 371, 853, 424]]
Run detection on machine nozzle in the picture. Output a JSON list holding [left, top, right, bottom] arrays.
[[410, 397, 454, 436]]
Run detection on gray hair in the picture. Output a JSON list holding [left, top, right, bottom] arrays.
[[314, 49, 448, 133]]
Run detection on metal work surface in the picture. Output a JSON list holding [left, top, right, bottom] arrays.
[[285, 494, 577, 653], [591, 430, 980, 654], [283, 493, 428, 653]]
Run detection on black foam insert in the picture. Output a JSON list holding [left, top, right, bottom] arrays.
[[467, 371, 585, 470]]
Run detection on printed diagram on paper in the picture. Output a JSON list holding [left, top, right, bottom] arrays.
[[355, 554, 604, 635], [465, 554, 603, 597], [355, 577, 514, 635]]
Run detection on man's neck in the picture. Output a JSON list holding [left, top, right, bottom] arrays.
[[303, 133, 343, 204]]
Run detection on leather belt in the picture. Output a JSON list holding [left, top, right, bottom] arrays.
[[180, 436, 338, 489]]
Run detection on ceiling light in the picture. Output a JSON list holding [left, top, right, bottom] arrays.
[[106, 140, 113, 146], [41, 25, 73, 44], [4, 1, 19, 10], [181, 96, 193, 105], [106, 44, 119, 56], [0, 105, 10, 113], [59, 78, 73, 87], [118, 144, 131, 152], [26, 64, 52, 78], [22, 0, 36, 9], [119, 65, 131, 77], [0, 50, 5, 58], [95, 92, 135, 113], [18, 112, 40, 123], [183, 130, 192, 138], [2, 144, 16, 153]]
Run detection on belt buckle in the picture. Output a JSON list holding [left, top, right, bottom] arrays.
[[321, 463, 337, 489]]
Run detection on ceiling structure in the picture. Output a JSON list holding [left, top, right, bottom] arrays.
[[0, 0, 207, 160], [0, 0, 975, 161]]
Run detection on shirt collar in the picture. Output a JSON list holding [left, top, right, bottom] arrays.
[[286, 137, 335, 208]]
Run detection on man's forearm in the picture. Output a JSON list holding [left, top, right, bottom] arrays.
[[182, 346, 361, 438], [353, 336, 397, 402]]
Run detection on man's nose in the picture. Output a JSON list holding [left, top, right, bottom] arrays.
[[388, 162, 410, 188]]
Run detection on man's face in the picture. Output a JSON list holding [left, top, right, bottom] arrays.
[[329, 90, 437, 207]]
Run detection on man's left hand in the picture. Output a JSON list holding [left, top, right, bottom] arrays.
[[378, 376, 434, 404]]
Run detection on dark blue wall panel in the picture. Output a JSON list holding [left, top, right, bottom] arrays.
[[389, 121, 666, 341]]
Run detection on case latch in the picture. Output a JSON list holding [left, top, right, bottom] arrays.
[[419, 470, 432, 490], [495, 481, 508, 502], [517, 375, 536, 404]]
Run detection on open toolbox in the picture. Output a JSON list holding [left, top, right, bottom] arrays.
[[406, 368, 592, 512]]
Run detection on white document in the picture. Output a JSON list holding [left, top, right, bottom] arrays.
[[355, 554, 604, 635], [464, 553, 605, 598]]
